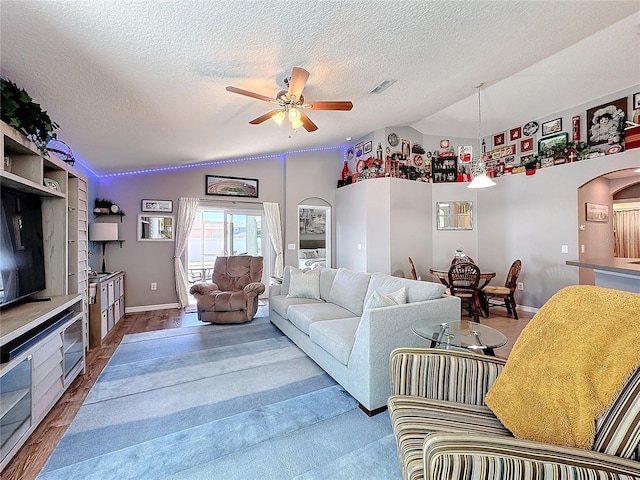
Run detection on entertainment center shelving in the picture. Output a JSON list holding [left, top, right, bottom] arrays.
[[0, 121, 89, 470]]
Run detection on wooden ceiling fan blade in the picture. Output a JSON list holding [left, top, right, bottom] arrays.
[[249, 110, 282, 125], [287, 67, 310, 99], [305, 101, 353, 111], [299, 111, 318, 132], [226, 86, 274, 103]]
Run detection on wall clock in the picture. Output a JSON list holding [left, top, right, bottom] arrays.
[[388, 133, 399, 146]]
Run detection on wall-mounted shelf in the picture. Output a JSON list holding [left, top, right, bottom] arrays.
[[93, 211, 125, 222]]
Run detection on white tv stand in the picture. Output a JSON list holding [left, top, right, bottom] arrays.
[[0, 294, 84, 470]]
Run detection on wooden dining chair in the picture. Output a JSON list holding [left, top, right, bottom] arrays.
[[408, 257, 419, 280], [448, 262, 481, 322], [483, 259, 522, 319]]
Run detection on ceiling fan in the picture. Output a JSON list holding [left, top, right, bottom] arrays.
[[226, 67, 353, 132]]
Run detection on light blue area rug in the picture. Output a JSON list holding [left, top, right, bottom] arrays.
[[37, 315, 401, 479]]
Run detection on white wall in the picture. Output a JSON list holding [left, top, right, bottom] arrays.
[[476, 149, 638, 308]]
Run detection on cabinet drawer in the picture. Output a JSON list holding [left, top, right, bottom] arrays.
[[33, 354, 63, 387], [32, 373, 64, 421], [114, 277, 121, 299], [107, 281, 115, 305], [33, 361, 64, 400], [32, 334, 63, 372]]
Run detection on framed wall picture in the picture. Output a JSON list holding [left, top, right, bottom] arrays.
[[363, 141, 373, 155], [538, 132, 569, 153], [586, 97, 626, 147], [493, 133, 505, 147], [205, 175, 259, 198], [355, 142, 363, 157], [634, 92, 640, 110], [141, 199, 173, 212], [401, 139, 410, 157], [541, 118, 562, 136], [509, 127, 522, 142], [520, 138, 534, 153], [585, 202, 609, 223]]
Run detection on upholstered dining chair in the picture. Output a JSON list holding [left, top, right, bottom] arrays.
[[388, 285, 640, 480], [189, 255, 265, 324], [448, 262, 481, 322], [482, 259, 522, 319]]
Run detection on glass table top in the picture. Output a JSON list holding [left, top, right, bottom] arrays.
[[412, 320, 507, 355]]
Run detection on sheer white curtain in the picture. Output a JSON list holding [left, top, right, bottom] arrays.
[[174, 197, 199, 308], [614, 209, 640, 258], [263, 202, 284, 278]]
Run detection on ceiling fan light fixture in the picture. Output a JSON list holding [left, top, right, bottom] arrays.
[[271, 110, 286, 126], [289, 107, 301, 121], [291, 118, 304, 130]]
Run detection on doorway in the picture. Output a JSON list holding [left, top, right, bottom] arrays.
[[186, 207, 268, 293]]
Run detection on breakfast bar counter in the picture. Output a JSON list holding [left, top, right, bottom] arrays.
[[566, 258, 640, 293]]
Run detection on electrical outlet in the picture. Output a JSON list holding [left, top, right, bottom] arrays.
[[561, 245, 569, 254], [151, 282, 157, 290], [517, 282, 524, 291]]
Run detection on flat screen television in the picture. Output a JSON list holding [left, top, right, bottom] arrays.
[[0, 188, 46, 309]]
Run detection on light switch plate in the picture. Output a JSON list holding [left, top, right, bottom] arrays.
[[561, 245, 569, 254]]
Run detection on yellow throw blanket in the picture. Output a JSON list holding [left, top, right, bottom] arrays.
[[485, 285, 640, 449]]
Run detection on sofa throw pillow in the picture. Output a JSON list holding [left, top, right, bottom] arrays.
[[364, 287, 406, 310], [328, 268, 372, 316], [286, 267, 321, 300]]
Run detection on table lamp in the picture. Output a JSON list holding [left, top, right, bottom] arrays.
[[89, 223, 119, 273]]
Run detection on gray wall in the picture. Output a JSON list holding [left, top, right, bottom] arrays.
[[90, 150, 342, 310]]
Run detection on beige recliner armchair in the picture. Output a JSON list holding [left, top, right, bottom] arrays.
[[189, 256, 265, 324]]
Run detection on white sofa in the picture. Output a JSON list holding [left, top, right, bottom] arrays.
[[268, 266, 461, 414]]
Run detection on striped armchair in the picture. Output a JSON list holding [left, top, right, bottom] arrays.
[[388, 348, 640, 480]]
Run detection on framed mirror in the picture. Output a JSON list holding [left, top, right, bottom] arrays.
[[298, 205, 331, 269], [436, 201, 473, 230], [138, 214, 174, 241]]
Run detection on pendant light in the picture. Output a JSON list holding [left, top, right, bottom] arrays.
[[468, 83, 496, 189]]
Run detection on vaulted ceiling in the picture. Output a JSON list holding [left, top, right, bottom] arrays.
[[1, 1, 638, 174]]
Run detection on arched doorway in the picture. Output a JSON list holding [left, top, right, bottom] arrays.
[[577, 167, 640, 284]]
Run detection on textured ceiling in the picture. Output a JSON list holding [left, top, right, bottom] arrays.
[[1, 1, 639, 174]]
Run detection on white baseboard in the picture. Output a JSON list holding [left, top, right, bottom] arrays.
[[125, 303, 180, 313], [518, 305, 539, 314]]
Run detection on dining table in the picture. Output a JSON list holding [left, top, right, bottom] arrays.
[[429, 267, 496, 318]]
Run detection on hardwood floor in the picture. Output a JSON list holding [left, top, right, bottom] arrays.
[[1, 303, 533, 480]]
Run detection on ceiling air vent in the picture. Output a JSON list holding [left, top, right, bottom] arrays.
[[369, 79, 397, 94]]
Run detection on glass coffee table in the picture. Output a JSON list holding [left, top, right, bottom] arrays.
[[412, 320, 507, 356]]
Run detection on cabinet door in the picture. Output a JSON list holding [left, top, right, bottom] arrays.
[[115, 276, 121, 299], [107, 306, 114, 330], [32, 333, 64, 421], [114, 299, 121, 323], [100, 284, 108, 311], [100, 310, 108, 339], [0, 356, 32, 465], [107, 281, 115, 306]]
